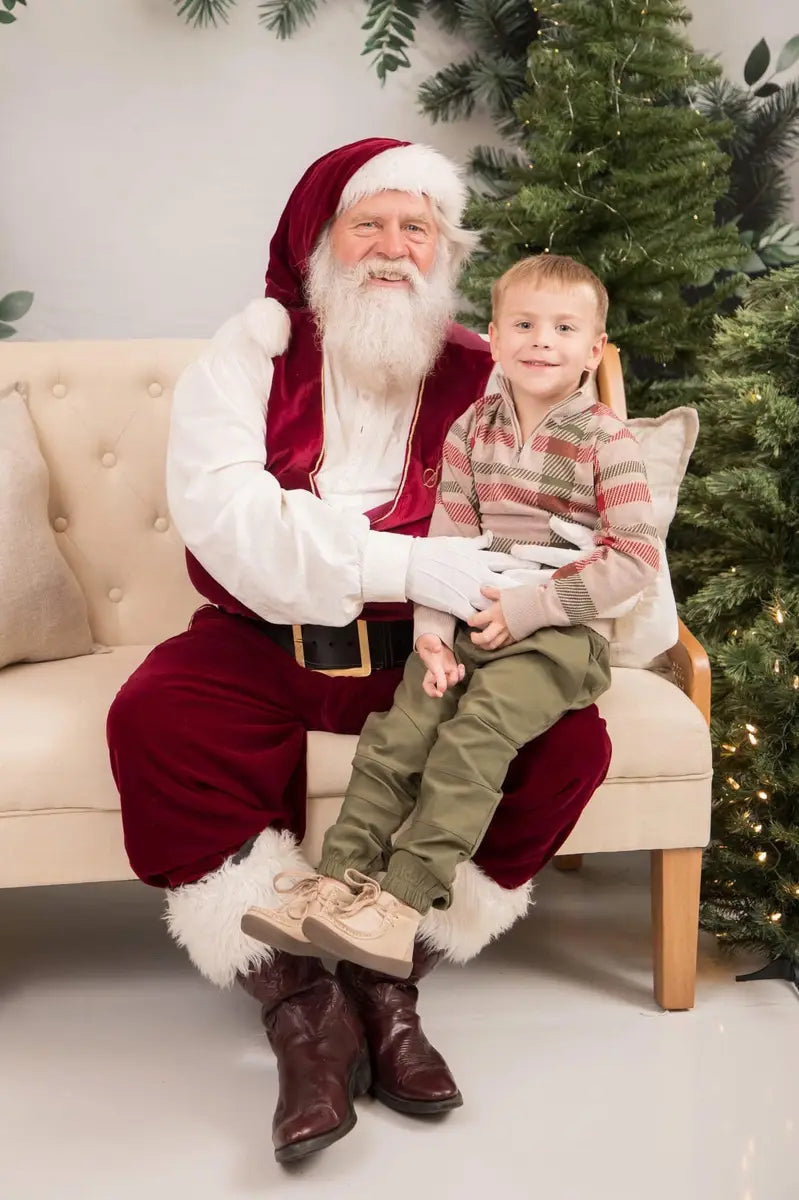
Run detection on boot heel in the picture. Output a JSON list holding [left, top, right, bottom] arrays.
[[352, 1050, 372, 1098]]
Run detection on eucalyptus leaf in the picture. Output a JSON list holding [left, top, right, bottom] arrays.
[[0, 291, 33, 321], [0, 323, 17, 339], [740, 250, 766, 273], [763, 243, 799, 265], [775, 34, 799, 74], [754, 82, 780, 97], [0, 11, 16, 21], [744, 38, 770, 86]]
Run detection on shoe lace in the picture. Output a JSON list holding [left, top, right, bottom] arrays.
[[324, 869, 384, 918], [272, 871, 322, 920]]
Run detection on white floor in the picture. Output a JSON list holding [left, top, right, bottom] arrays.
[[1, 853, 795, 1200]]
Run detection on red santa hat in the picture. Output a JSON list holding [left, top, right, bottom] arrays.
[[245, 138, 469, 356]]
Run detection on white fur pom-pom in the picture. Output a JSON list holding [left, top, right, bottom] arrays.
[[243, 297, 291, 358]]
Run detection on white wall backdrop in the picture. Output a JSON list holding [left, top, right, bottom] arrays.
[[4, 0, 798, 340]]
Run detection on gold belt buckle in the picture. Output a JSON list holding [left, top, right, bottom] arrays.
[[291, 620, 372, 678]]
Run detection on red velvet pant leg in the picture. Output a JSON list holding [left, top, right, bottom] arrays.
[[472, 704, 611, 889], [106, 606, 402, 888]]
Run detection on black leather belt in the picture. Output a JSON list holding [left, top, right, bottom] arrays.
[[262, 618, 413, 677]]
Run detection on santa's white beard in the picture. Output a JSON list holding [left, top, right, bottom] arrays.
[[306, 236, 455, 391]]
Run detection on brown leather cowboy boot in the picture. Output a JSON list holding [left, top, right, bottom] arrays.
[[239, 951, 371, 1163], [337, 940, 462, 1115]]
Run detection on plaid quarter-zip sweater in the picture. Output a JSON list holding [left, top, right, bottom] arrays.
[[415, 372, 660, 647]]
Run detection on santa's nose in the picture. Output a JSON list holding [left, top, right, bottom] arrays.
[[374, 222, 406, 258]]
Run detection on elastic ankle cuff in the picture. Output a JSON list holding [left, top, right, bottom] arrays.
[[382, 853, 448, 914], [318, 854, 382, 885]]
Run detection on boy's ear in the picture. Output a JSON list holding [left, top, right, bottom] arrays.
[[488, 321, 500, 363], [587, 331, 608, 371]]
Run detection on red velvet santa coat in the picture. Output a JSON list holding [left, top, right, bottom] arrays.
[[186, 309, 494, 623]]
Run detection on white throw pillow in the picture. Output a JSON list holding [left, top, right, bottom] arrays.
[[610, 407, 699, 669]]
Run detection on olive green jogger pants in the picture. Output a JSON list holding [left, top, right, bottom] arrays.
[[318, 624, 611, 914]]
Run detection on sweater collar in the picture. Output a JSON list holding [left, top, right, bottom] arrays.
[[494, 369, 594, 423]]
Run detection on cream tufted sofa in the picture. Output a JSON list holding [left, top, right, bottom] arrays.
[[0, 339, 712, 1010]]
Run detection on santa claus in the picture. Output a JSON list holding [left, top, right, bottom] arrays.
[[107, 138, 611, 1164]]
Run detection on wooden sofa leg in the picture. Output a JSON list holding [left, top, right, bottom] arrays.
[[651, 847, 703, 1011], [554, 855, 583, 872]]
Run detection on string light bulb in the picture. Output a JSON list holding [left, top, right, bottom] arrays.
[[756, 851, 767, 863], [757, 791, 768, 800], [769, 913, 782, 923], [775, 608, 784, 624]]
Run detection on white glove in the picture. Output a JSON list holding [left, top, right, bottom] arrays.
[[509, 515, 593, 568], [510, 516, 640, 617], [405, 532, 522, 620]]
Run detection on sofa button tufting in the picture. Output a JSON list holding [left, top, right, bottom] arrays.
[[148, 382, 163, 398], [153, 517, 169, 532], [52, 383, 67, 398], [101, 452, 117, 468], [108, 588, 123, 603], [53, 517, 68, 532]]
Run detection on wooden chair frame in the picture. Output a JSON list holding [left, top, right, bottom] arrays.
[[555, 346, 710, 1011]]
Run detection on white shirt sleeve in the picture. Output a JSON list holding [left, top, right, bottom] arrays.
[[166, 311, 412, 627]]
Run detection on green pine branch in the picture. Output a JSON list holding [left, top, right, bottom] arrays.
[[427, 0, 464, 35], [673, 266, 799, 965], [418, 56, 482, 123], [458, 0, 538, 59], [258, 0, 322, 38], [173, 0, 236, 27]]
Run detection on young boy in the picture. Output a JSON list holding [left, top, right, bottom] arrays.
[[241, 255, 660, 978]]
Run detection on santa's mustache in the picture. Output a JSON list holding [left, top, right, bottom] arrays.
[[350, 257, 424, 289]]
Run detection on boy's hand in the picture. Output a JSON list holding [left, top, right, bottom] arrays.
[[416, 634, 465, 698], [468, 587, 515, 650]]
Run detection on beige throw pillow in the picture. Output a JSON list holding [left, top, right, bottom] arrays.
[[0, 384, 93, 670], [610, 407, 700, 669]]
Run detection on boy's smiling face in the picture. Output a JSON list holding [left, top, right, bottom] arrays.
[[489, 281, 607, 406]]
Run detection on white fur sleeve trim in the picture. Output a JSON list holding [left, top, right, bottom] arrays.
[[417, 860, 533, 963], [164, 828, 313, 988]]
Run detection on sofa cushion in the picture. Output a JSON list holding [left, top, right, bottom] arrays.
[[0, 384, 94, 670], [0, 647, 711, 819]]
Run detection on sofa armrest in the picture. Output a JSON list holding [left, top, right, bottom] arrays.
[[667, 620, 711, 726]]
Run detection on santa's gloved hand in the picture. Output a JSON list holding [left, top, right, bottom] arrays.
[[509, 516, 640, 616], [509, 516, 593, 569], [488, 566, 555, 590], [405, 532, 521, 620]]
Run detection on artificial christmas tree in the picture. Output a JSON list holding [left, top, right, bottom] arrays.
[[674, 264, 799, 985], [459, 0, 743, 411]]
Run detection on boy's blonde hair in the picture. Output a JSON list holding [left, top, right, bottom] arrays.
[[491, 254, 609, 330]]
